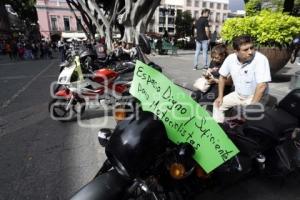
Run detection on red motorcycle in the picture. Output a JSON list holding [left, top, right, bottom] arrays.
[[48, 49, 135, 122]]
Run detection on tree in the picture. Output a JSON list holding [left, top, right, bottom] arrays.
[[3, 0, 37, 24], [245, 0, 261, 16], [244, 0, 299, 15], [175, 10, 193, 38], [66, 0, 161, 50]]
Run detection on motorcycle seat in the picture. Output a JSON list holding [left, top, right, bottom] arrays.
[[243, 108, 298, 142]]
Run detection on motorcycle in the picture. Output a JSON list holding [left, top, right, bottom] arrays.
[[290, 36, 300, 64], [48, 45, 138, 122], [71, 34, 300, 200]]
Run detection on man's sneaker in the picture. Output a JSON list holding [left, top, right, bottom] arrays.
[[203, 65, 208, 69], [193, 66, 199, 70]]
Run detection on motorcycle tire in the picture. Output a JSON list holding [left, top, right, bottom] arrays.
[[48, 98, 85, 122], [290, 49, 299, 64]]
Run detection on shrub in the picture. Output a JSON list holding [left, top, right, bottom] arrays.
[[221, 10, 300, 47]]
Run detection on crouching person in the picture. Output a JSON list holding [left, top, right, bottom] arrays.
[[213, 35, 271, 123]]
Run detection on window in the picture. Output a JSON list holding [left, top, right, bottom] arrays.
[[64, 17, 70, 31], [186, 0, 192, 7], [209, 12, 214, 21], [216, 12, 220, 22], [50, 16, 58, 31], [202, 2, 207, 8], [168, 17, 175, 24], [168, 28, 174, 33], [210, 2, 214, 9], [159, 8, 165, 16], [159, 17, 165, 24], [223, 14, 227, 22], [76, 17, 82, 31], [194, 11, 199, 18], [195, 0, 199, 7], [159, 27, 164, 32], [217, 3, 221, 9], [223, 4, 228, 10]]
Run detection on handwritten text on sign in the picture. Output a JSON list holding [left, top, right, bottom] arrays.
[[129, 61, 239, 173]]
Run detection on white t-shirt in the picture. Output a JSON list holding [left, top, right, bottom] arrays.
[[219, 51, 271, 97]]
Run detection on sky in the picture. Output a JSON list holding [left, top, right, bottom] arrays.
[[229, 0, 245, 11]]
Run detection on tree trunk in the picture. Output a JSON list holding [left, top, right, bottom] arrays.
[[283, 0, 295, 14]]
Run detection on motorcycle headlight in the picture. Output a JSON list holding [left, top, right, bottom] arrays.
[[169, 163, 186, 179], [58, 76, 67, 83]]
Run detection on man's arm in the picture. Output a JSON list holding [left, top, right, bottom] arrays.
[[214, 75, 227, 107], [205, 26, 210, 39], [251, 82, 267, 103]]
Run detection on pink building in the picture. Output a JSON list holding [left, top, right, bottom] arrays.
[[35, 0, 86, 41]]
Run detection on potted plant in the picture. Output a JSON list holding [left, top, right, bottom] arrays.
[[221, 10, 300, 74]]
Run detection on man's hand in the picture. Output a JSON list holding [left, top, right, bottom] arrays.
[[214, 96, 223, 108], [207, 78, 215, 84]]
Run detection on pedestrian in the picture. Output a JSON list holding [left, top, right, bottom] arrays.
[[163, 29, 169, 41], [94, 36, 107, 60], [5, 41, 12, 60], [193, 8, 210, 70], [57, 39, 65, 62], [192, 44, 232, 111], [209, 30, 218, 50], [212, 35, 271, 123]]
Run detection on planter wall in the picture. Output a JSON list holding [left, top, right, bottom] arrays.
[[258, 47, 292, 75]]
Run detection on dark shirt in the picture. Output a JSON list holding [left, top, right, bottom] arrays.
[[208, 60, 222, 78], [195, 17, 209, 42]]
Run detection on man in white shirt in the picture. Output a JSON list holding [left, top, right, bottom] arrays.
[[213, 35, 271, 123]]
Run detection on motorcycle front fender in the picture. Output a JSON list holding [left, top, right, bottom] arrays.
[[71, 169, 130, 200]]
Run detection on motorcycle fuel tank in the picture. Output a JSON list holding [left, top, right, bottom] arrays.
[[105, 111, 168, 178], [92, 68, 119, 84]]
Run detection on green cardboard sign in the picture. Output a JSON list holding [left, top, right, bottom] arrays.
[[129, 61, 239, 173]]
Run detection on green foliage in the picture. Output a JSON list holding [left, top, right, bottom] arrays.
[[175, 10, 194, 38], [245, 0, 262, 16], [221, 10, 300, 47]]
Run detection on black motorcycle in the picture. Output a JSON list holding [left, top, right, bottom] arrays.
[[71, 36, 300, 200]]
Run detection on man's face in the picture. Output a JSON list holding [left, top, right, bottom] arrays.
[[236, 43, 255, 63], [204, 11, 210, 17]]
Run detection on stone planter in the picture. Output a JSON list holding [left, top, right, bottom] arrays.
[[257, 47, 292, 75]]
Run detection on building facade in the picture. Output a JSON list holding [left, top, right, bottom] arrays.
[[148, 0, 230, 36], [35, 0, 86, 41]]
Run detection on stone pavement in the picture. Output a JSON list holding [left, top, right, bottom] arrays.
[[150, 49, 300, 102]]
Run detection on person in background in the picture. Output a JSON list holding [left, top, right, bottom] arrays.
[[57, 39, 65, 62], [192, 44, 232, 111], [213, 35, 271, 123], [5, 41, 12, 60], [94, 36, 107, 60], [209, 30, 218, 50], [193, 8, 210, 70]]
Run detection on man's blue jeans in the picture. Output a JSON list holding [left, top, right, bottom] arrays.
[[194, 40, 209, 69]]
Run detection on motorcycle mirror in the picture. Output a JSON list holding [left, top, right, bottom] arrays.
[[138, 34, 151, 55], [178, 143, 195, 158]]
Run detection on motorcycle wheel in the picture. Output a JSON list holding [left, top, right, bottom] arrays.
[[48, 98, 85, 122], [290, 49, 298, 63]]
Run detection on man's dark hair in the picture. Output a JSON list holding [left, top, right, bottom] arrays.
[[201, 8, 210, 15], [232, 35, 254, 50]]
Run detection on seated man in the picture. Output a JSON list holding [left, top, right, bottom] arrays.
[[213, 35, 271, 123]]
